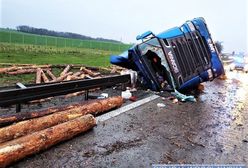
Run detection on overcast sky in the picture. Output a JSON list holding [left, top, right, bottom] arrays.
[[1, 0, 247, 53]]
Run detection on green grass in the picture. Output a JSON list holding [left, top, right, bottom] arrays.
[[0, 29, 132, 52], [0, 43, 119, 67]]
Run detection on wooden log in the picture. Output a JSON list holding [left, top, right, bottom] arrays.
[[60, 65, 71, 77], [65, 71, 84, 81], [80, 74, 85, 79], [8, 69, 41, 75], [0, 65, 52, 74], [0, 96, 123, 143], [72, 71, 82, 77], [64, 88, 99, 98], [41, 70, 49, 83], [28, 97, 53, 104], [0, 114, 96, 167], [64, 90, 85, 98], [0, 103, 80, 126], [6, 68, 51, 75], [65, 75, 72, 81], [80, 67, 100, 77], [36, 68, 42, 84], [0, 67, 17, 74], [52, 72, 73, 82], [46, 70, 57, 80]]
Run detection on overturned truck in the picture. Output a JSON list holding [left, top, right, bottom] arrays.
[[110, 17, 224, 91]]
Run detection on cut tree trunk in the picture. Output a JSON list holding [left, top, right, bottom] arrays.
[[6, 69, 36, 75], [0, 96, 123, 143], [60, 65, 71, 77], [28, 97, 53, 104], [36, 68, 42, 84], [41, 70, 49, 83], [0, 67, 18, 74], [52, 72, 73, 82], [0, 103, 81, 126], [65, 71, 83, 81], [46, 70, 57, 81], [0, 114, 96, 167], [0, 65, 52, 74], [6, 68, 51, 75], [64, 91, 85, 98], [68, 71, 84, 80], [80, 67, 100, 77]]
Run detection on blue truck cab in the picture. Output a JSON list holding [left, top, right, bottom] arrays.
[[110, 17, 225, 91]]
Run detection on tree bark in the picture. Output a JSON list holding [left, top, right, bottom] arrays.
[[46, 70, 57, 80], [36, 68, 42, 84], [0, 114, 96, 167], [0, 96, 123, 143], [60, 65, 71, 77]]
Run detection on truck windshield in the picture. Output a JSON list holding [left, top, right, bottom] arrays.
[[138, 38, 162, 56], [137, 38, 173, 90]]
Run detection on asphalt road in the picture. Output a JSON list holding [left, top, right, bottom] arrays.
[[7, 70, 248, 167]]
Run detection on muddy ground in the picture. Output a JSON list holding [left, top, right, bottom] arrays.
[[1, 70, 248, 167]]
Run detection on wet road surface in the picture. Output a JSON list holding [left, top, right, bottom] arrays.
[[8, 70, 248, 167]]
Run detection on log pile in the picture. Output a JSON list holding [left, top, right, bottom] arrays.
[[0, 96, 123, 167], [0, 64, 126, 103], [0, 64, 113, 84]]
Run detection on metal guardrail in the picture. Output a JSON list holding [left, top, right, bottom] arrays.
[[0, 74, 130, 108]]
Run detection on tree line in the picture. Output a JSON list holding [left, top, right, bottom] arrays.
[[16, 25, 121, 43]]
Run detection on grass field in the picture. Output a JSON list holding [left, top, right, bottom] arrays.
[[0, 29, 132, 86], [0, 43, 118, 66], [0, 29, 132, 52]]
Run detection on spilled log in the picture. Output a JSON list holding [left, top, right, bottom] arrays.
[[52, 72, 73, 82], [60, 65, 71, 77], [0, 103, 79, 126], [0, 114, 96, 167], [41, 70, 49, 83], [0, 96, 123, 143], [36, 68, 42, 84], [0, 65, 52, 74], [46, 69, 57, 81], [80, 67, 100, 77], [6, 69, 36, 75]]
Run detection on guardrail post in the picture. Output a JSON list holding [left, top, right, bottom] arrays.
[[15, 82, 27, 113], [85, 90, 89, 100]]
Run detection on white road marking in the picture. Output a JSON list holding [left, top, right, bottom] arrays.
[[96, 94, 160, 123]]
